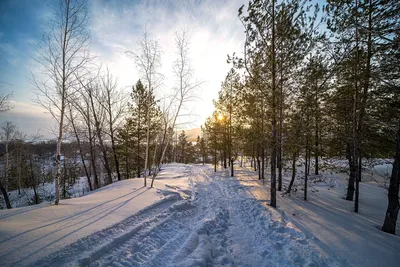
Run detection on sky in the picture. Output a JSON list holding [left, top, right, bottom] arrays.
[[0, 0, 247, 139]]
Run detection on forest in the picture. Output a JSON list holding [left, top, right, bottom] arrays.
[[0, 0, 399, 240]]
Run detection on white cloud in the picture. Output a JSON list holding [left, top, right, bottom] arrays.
[[89, 0, 246, 129]]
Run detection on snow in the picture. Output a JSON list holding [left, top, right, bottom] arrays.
[[0, 163, 339, 266], [238, 160, 400, 267], [0, 177, 179, 266], [2, 176, 92, 209]]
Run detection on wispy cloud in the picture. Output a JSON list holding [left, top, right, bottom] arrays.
[[0, 0, 247, 136], [90, 0, 246, 128]]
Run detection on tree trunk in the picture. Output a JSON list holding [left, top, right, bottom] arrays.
[[270, 0, 277, 208], [88, 122, 99, 189], [89, 90, 112, 185], [70, 106, 92, 191], [305, 135, 309, 201], [55, 118, 63, 205], [353, 0, 361, 213], [286, 150, 297, 194], [0, 180, 12, 209], [315, 100, 319, 176], [63, 158, 66, 199], [144, 97, 151, 186], [230, 159, 234, 177], [382, 123, 400, 234], [110, 132, 121, 181], [345, 140, 356, 201], [278, 66, 283, 191]]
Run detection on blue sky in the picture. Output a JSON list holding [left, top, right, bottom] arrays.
[[0, 0, 247, 138]]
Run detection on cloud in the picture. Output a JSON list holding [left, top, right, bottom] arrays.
[[89, 0, 246, 129], [0, 100, 54, 139], [1, 0, 248, 137]]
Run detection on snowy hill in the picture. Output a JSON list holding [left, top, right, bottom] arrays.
[[0, 164, 339, 267]]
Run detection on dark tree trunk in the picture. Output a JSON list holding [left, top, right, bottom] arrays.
[[261, 148, 265, 181], [89, 90, 112, 185], [315, 119, 319, 175], [89, 136, 99, 189], [224, 150, 227, 169], [230, 159, 234, 177], [305, 138, 309, 201], [70, 106, 92, 191], [270, 0, 277, 208], [382, 123, 400, 234], [0, 180, 12, 209], [63, 159, 66, 199], [214, 146, 217, 173], [110, 136, 121, 181], [346, 141, 356, 201], [286, 150, 297, 194]]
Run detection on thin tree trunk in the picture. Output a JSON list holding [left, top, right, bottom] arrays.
[[315, 79, 320, 176], [5, 139, 9, 191], [357, 0, 373, 184], [278, 65, 283, 191], [354, 0, 361, 212], [0, 180, 11, 209], [214, 136, 217, 173], [144, 95, 151, 186], [18, 148, 21, 195], [286, 150, 297, 194], [382, 122, 400, 234], [346, 141, 356, 201], [305, 138, 309, 201], [261, 97, 265, 181], [63, 157, 66, 199], [150, 136, 161, 187], [110, 131, 121, 181], [89, 90, 112, 185], [270, 0, 277, 208], [69, 106, 92, 191]]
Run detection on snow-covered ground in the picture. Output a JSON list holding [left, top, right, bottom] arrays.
[[0, 164, 337, 266], [238, 161, 400, 267]]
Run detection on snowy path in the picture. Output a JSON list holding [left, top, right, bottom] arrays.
[[27, 164, 336, 267]]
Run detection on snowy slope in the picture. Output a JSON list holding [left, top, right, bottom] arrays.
[[237, 162, 400, 267], [0, 168, 191, 267], [1, 163, 337, 266]]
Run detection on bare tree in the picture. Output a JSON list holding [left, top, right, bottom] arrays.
[[66, 102, 92, 191], [151, 29, 202, 187], [80, 77, 113, 185], [0, 121, 18, 209], [99, 68, 127, 181], [0, 92, 13, 112], [31, 0, 90, 205], [126, 29, 163, 186], [76, 92, 100, 189]]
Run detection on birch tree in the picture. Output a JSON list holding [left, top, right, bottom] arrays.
[[151, 29, 202, 187], [31, 0, 90, 205]]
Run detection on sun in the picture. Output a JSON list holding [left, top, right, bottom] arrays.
[[217, 114, 224, 121]]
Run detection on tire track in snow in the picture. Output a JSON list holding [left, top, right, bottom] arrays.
[[32, 165, 339, 267], [30, 194, 180, 267], [89, 201, 197, 267]]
